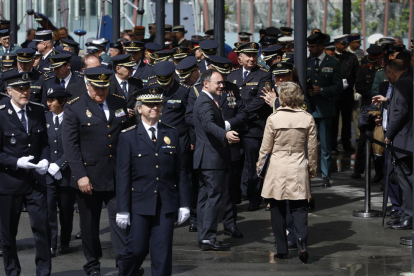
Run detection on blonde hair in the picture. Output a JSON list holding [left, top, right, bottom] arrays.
[[278, 81, 304, 108]]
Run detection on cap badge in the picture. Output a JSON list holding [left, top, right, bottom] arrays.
[[47, 88, 54, 95], [22, 73, 29, 81], [277, 63, 282, 68], [130, 56, 134, 61], [150, 88, 158, 94], [164, 136, 171, 145], [176, 48, 182, 53], [250, 43, 256, 49], [130, 42, 136, 47], [178, 69, 184, 74], [154, 53, 159, 58], [224, 64, 229, 68], [98, 74, 107, 80], [23, 53, 27, 57], [86, 110, 92, 118], [5, 55, 9, 60]]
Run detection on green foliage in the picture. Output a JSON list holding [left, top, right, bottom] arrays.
[[328, 8, 342, 29], [224, 2, 233, 19]]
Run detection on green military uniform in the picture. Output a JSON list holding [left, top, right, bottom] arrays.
[[370, 69, 388, 97], [307, 53, 342, 179]]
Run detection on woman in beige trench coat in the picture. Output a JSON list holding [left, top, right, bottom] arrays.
[[256, 82, 317, 263]]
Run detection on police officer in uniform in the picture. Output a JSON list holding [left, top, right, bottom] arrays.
[[61, 39, 83, 72], [123, 41, 146, 79], [116, 87, 190, 276], [85, 39, 112, 70], [62, 68, 129, 276], [0, 72, 51, 276], [197, 40, 219, 74], [44, 86, 75, 256], [227, 42, 272, 211], [0, 53, 17, 77], [306, 32, 342, 187], [35, 30, 58, 74], [176, 56, 201, 86]]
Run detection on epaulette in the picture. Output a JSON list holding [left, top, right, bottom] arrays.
[[377, 68, 384, 72], [259, 67, 269, 72], [193, 82, 201, 87], [67, 97, 80, 104], [74, 70, 84, 75], [180, 82, 190, 89], [146, 81, 157, 87], [45, 75, 56, 81], [28, 101, 45, 107], [148, 75, 156, 80], [0, 104, 5, 109], [160, 122, 177, 129], [112, 94, 126, 100], [121, 125, 137, 133], [2, 68, 13, 73]]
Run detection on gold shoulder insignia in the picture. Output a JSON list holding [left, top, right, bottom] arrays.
[[74, 71, 84, 75], [28, 101, 45, 107], [148, 75, 156, 79], [180, 83, 190, 89], [67, 97, 80, 104], [121, 125, 137, 133], [45, 76, 56, 81], [260, 67, 269, 72], [160, 122, 177, 129], [112, 94, 126, 100]]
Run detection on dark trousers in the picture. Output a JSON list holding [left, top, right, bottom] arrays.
[[385, 149, 403, 211], [197, 169, 229, 241], [393, 156, 413, 218], [189, 167, 199, 225], [222, 160, 242, 229], [122, 202, 175, 276], [241, 137, 263, 206], [0, 189, 51, 276], [315, 117, 332, 179], [332, 98, 353, 148], [269, 199, 308, 254], [46, 184, 76, 249], [76, 190, 126, 274]]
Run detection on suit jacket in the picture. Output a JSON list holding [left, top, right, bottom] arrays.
[[0, 100, 49, 195], [62, 93, 130, 191], [386, 72, 413, 159], [109, 75, 143, 109], [116, 122, 190, 216], [227, 65, 272, 137], [335, 51, 359, 101], [132, 60, 147, 79], [67, 79, 88, 100], [306, 54, 342, 118], [193, 91, 230, 169], [197, 59, 208, 74], [45, 111, 71, 186]]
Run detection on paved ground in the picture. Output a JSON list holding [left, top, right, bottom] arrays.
[[6, 152, 414, 276]]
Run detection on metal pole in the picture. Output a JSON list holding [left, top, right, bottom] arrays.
[[384, 0, 389, 36], [293, 0, 306, 90], [112, 0, 121, 42], [361, 0, 366, 54], [408, 0, 413, 50], [10, 0, 17, 45], [214, 0, 225, 57], [133, 0, 138, 25], [322, 0, 327, 33], [343, 0, 351, 34], [237, 0, 241, 40], [268, 0, 272, 28], [27, 0, 33, 29], [155, 0, 165, 46], [173, 0, 180, 27], [203, 0, 209, 31], [287, 0, 292, 28], [249, 0, 254, 42]]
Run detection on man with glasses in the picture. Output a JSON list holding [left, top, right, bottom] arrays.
[[306, 32, 342, 188]]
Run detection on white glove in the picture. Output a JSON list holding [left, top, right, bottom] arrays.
[[48, 163, 60, 176], [35, 159, 49, 175], [116, 212, 130, 229], [16, 156, 39, 169], [342, 79, 349, 89], [354, 92, 362, 102], [177, 207, 190, 225], [54, 171, 62, 180]]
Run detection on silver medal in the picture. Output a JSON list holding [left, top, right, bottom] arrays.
[[10, 137, 16, 145]]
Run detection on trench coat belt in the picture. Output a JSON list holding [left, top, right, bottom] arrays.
[[273, 145, 303, 155]]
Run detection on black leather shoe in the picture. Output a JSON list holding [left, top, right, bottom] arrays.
[[241, 194, 248, 201], [265, 206, 271, 211], [391, 211, 403, 219], [0, 248, 2, 257], [248, 204, 260, 211], [51, 248, 56, 258], [189, 224, 197, 232], [22, 206, 28, 212], [198, 238, 230, 251], [75, 231, 82, 239], [351, 172, 361, 179], [371, 174, 383, 183], [297, 238, 308, 264], [274, 253, 288, 259], [288, 240, 297, 249], [88, 270, 101, 276], [59, 244, 69, 254], [137, 267, 145, 276], [387, 216, 402, 226], [322, 178, 331, 188], [390, 217, 412, 230], [224, 227, 244, 238], [400, 236, 412, 246]]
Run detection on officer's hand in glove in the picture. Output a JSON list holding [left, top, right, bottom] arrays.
[[116, 212, 130, 229], [17, 156, 39, 169], [177, 207, 190, 225], [48, 163, 60, 176], [35, 159, 49, 175], [54, 171, 62, 180]]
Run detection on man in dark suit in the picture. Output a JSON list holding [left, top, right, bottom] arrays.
[[0, 72, 51, 276], [109, 54, 143, 112], [116, 87, 189, 276], [44, 86, 76, 256], [186, 56, 247, 237], [193, 69, 240, 250], [62, 68, 129, 276], [374, 60, 413, 230], [42, 53, 84, 106], [306, 32, 342, 187], [67, 54, 101, 100], [227, 42, 272, 210]]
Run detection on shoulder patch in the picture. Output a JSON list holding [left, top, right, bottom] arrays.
[[74, 70, 84, 75], [121, 124, 137, 133], [259, 67, 269, 72], [45, 76, 56, 81], [29, 101, 45, 107], [112, 94, 126, 100], [148, 75, 156, 79], [160, 122, 177, 129], [0, 104, 5, 109], [180, 82, 190, 89], [67, 97, 80, 104]]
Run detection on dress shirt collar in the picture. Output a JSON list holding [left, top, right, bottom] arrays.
[[133, 60, 141, 70], [3, 46, 10, 53], [10, 99, 26, 114], [347, 46, 356, 54], [61, 72, 72, 86], [316, 51, 326, 62], [52, 111, 64, 121], [115, 74, 128, 86], [142, 120, 158, 131], [43, 48, 54, 59], [201, 89, 214, 100]]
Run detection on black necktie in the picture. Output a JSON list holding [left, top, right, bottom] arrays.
[[149, 127, 156, 143], [121, 81, 127, 97], [98, 103, 105, 116], [19, 110, 27, 133], [54, 115, 60, 131], [315, 57, 320, 68]]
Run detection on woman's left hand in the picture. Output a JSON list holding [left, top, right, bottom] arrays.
[[260, 86, 277, 107]]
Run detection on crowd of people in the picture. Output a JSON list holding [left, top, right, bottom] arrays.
[[0, 18, 412, 276]]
